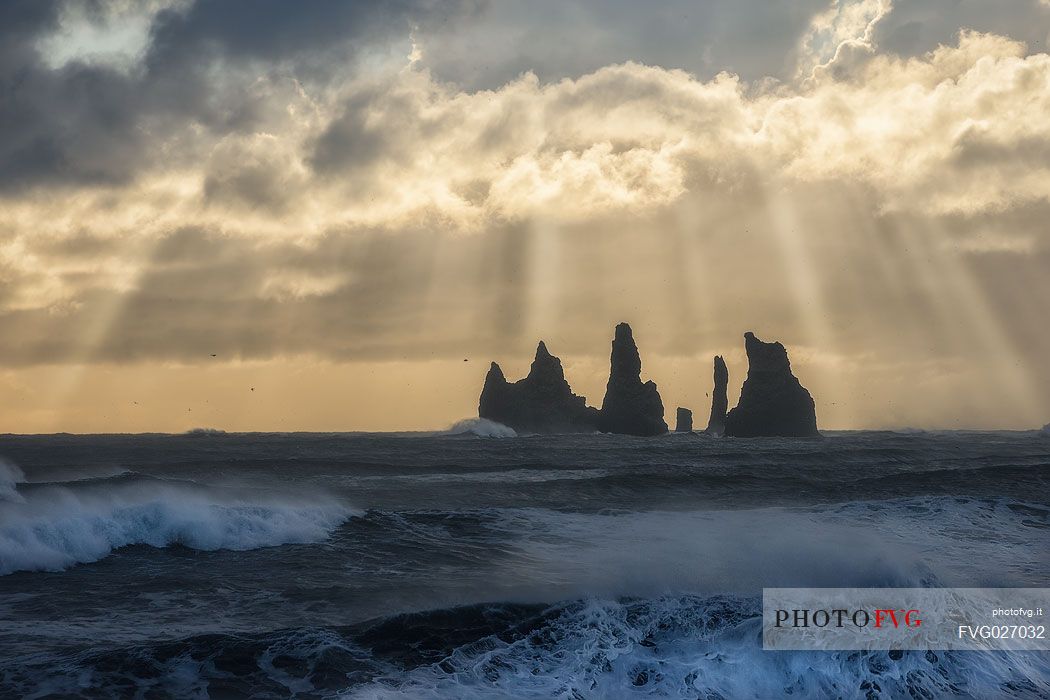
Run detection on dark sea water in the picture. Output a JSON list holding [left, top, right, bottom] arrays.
[[1, 424, 1048, 698]]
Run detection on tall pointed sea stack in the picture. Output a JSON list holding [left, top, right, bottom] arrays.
[[706, 355, 729, 436], [597, 323, 667, 436], [478, 341, 599, 433], [724, 332, 819, 437]]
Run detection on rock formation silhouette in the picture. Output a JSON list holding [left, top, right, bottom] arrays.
[[477, 325, 822, 438], [706, 355, 729, 436], [675, 407, 693, 432], [478, 341, 599, 433], [724, 332, 819, 437], [597, 323, 668, 436]]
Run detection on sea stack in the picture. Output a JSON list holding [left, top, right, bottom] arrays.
[[478, 341, 599, 433], [724, 332, 819, 437], [675, 407, 693, 433], [706, 355, 729, 436], [597, 323, 668, 436]]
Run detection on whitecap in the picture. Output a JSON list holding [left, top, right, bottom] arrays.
[[444, 418, 517, 438], [0, 459, 26, 504], [0, 475, 359, 575]]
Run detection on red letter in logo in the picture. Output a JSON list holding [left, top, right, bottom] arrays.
[[874, 609, 901, 628]]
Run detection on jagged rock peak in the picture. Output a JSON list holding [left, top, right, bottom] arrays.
[[479, 362, 509, 417], [478, 341, 599, 434], [675, 407, 693, 433], [526, 341, 565, 383], [598, 322, 667, 436], [742, 332, 791, 373], [724, 332, 819, 438], [706, 355, 729, 436]]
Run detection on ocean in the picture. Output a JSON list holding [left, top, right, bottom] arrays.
[[1, 424, 1048, 698]]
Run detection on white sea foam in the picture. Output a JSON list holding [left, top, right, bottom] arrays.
[[342, 595, 1050, 699], [0, 476, 359, 575], [0, 460, 26, 504], [445, 418, 517, 438]]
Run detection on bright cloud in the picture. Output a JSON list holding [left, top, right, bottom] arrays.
[[207, 30, 1050, 228]]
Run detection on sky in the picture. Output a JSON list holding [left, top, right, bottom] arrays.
[[2, 0, 1050, 433]]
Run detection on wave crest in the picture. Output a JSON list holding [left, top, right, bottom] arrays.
[[0, 475, 359, 575], [445, 418, 517, 438], [0, 459, 26, 504], [16, 597, 1047, 699], [343, 597, 1050, 699]]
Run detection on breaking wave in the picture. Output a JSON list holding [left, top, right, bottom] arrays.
[[0, 473, 358, 575], [444, 418, 517, 438], [0, 459, 26, 504], [8, 597, 1048, 699], [2, 431, 1046, 698], [342, 597, 1050, 699]]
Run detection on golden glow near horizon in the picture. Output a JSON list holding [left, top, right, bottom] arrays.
[[1, 0, 1050, 432]]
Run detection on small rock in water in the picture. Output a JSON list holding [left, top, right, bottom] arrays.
[[675, 407, 693, 432]]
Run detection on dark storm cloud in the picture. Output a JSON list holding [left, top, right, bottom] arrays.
[[11, 0, 1046, 195], [951, 132, 1050, 170], [412, 0, 829, 89], [147, 0, 475, 66], [0, 0, 141, 189], [0, 64, 149, 189], [0, 0, 475, 192], [309, 90, 395, 175], [0, 0, 61, 38], [202, 143, 304, 213], [497, 0, 1050, 89], [873, 0, 1050, 57]]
